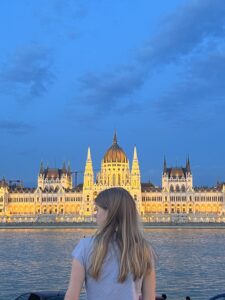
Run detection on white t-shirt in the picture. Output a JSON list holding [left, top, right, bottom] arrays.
[[72, 237, 143, 300]]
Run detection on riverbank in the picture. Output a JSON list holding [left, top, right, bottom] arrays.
[[1, 222, 225, 229]]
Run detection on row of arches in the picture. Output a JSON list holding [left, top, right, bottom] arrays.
[[142, 203, 222, 214], [170, 185, 186, 192], [7, 204, 81, 215]]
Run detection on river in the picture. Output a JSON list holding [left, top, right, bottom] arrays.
[[0, 228, 224, 300]]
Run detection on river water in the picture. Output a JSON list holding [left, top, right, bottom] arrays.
[[0, 228, 225, 300]]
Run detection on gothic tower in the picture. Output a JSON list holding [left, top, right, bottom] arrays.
[[82, 147, 94, 217], [131, 145, 142, 212]]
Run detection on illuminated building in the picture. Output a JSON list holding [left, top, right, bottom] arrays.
[[0, 133, 225, 223]]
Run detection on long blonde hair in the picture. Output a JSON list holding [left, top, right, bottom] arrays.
[[89, 188, 154, 282]]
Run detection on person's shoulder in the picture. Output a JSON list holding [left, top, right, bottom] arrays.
[[72, 236, 94, 257], [72, 236, 95, 267], [81, 235, 95, 243], [77, 236, 95, 249]]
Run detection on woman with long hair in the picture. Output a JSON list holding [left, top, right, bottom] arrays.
[[65, 187, 156, 300]]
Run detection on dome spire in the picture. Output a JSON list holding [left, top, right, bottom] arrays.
[[103, 131, 127, 163], [113, 130, 117, 145]]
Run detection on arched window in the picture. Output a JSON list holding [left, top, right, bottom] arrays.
[[181, 185, 185, 192], [113, 174, 116, 186], [176, 185, 180, 192], [118, 174, 121, 185], [170, 185, 174, 192]]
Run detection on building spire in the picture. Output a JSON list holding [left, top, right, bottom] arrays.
[[84, 146, 94, 189], [132, 145, 140, 172], [67, 161, 71, 173], [133, 145, 138, 160], [113, 130, 117, 145], [40, 161, 44, 173], [131, 145, 141, 189], [85, 147, 93, 172], [85, 147, 93, 171], [87, 146, 91, 161], [186, 156, 191, 173], [163, 156, 167, 173], [62, 161, 66, 170]]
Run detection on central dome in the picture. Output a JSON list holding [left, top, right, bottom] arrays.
[[103, 133, 128, 163]]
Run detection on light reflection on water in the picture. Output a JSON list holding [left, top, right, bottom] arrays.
[[0, 228, 225, 300]]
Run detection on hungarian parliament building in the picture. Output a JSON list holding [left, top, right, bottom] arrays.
[[0, 133, 225, 223]]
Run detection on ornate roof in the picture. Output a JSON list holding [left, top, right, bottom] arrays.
[[40, 167, 70, 179], [103, 132, 128, 163], [163, 157, 191, 177], [165, 167, 187, 178], [141, 182, 159, 192], [0, 178, 8, 188], [9, 187, 35, 193]]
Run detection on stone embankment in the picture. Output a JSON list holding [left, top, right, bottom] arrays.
[[1, 221, 225, 229]]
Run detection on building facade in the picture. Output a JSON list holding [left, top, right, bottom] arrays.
[[0, 133, 225, 223]]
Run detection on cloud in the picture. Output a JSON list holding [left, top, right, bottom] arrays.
[[0, 44, 54, 100], [74, 0, 225, 116], [156, 50, 225, 121], [51, 0, 88, 19], [76, 67, 145, 115], [33, 0, 88, 40], [138, 0, 225, 65], [0, 120, 34, 135]]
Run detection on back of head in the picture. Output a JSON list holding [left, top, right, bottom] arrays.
[[95, 187, 139, 237], [90, 188, 154, 282]]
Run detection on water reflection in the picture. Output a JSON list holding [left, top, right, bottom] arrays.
[[0, 228, 224, 300]]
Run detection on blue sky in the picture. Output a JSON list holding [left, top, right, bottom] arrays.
[[0, 0, 225, 187]]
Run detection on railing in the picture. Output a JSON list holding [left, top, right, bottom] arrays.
[[209, 293, 225, 300]]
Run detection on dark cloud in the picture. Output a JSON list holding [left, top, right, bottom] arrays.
[[0, 120, 34, 135], [0, 44, 54, 100], [156, 50, 225, 120], [77, 67, 145, 114], [138, 0, 225, 65], [75, 0, 225, 116]]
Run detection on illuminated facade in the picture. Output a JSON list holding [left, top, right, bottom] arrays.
[[0, 133, 225, 223]]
